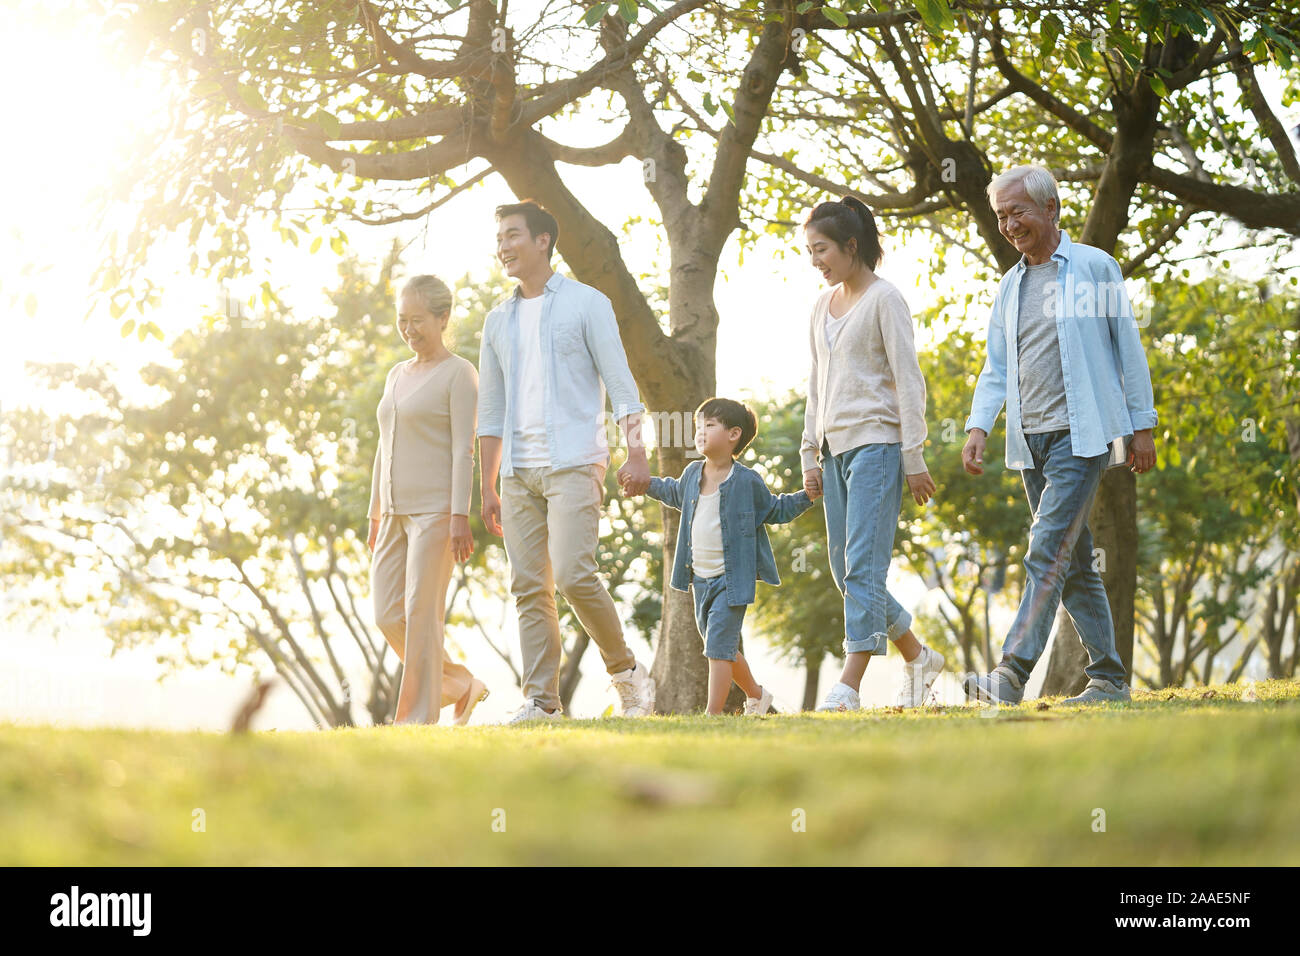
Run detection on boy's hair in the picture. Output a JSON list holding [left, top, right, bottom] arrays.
[[696, 397, 758, 457], [495, 199, 559, 260]]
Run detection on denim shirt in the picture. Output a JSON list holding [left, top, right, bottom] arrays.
[[477, 272, 646, 477], [647, 459, 815, 606], [964, 231, 1158, 470]]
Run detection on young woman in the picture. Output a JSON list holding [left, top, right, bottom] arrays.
[[799, 196, 945, 710], [368, 274, 489, 725]]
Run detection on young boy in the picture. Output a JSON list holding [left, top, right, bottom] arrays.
[[624, 397, 820, 715]]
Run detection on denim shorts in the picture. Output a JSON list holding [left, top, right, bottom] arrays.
[[690, 573, 746, 661]]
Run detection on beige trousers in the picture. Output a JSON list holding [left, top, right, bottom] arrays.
[[501, 463, 635, 711], [371, 512, 475, 724]]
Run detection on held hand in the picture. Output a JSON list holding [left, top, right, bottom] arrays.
[[368, 517, 380, 553], [906, 470, 937, 506], [450, 515, 474, 563], [962, 429, 987, 476], [481, 487, 504, 537], [803, 467, 823, 501], [617, 451, 650, 496], [1128, 429, 1156, 474]]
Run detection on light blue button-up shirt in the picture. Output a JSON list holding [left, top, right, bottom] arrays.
[[965, 231, 1158, 470], [477, 271, 646, 478]]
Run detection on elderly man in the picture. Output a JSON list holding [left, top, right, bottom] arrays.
[[961, 165, 1157, 705]]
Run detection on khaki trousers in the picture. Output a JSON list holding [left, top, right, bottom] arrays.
[[501, 463, 635, 711], [371, 512, 475, 724]]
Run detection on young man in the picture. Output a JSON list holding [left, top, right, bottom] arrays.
[[962, 165, 1158, 706], [477, 199, 656, 723]]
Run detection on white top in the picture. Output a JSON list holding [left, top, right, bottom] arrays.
[[511, 294, 549, 467], [825, 295, 860, 350], [800, 278, 929, 476], [690, 467, 732, 578]]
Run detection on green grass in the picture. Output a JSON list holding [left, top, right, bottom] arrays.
[[4, 679, 1298, 865]]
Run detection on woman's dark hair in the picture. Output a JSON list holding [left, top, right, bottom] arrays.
[[803, 195, 883, 270]]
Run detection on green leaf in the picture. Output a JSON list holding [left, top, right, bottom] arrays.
[[310, 236, 323, 254], [120, 319, 136, 337], [913, 0, 954, 33], [702, 92, 717, 116], [1148, 73, 1169, 97], [581, 2, 610, 26], [617, 0, 637, 22], [822, 5, 848, 27], [236, 83, 267, 112], [330, 235, 344, 255], [1040, 14, 1061, 57], [313, 111, 341, 139]]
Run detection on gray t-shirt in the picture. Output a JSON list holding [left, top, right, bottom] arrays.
[[1016, 260, 1070, 434]]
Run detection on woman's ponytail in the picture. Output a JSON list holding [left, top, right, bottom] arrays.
[[803, 194, 883, 270]]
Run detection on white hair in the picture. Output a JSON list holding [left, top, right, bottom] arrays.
[[400, 275, 453, 317], [987, 165, 1061, 223]]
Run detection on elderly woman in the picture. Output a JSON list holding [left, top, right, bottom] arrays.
[[367, 274, 488, 725]]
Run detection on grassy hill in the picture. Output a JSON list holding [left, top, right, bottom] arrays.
[[3, 680, 1297, 865]]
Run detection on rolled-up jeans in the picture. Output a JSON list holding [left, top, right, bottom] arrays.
[[1000, 429, 1127, 685], [820, 440, 913, 655]]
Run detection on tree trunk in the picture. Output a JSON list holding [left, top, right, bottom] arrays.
[[1040, 611, 1089, 697], [802, 648, 823, 711], [559, 628, 590, 713], [650, 441, 712, 713]]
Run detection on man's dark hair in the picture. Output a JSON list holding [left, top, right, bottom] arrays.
[[696, 397, 758, 457], [803, 195, 883, 270], [495, 199, 559, 260]]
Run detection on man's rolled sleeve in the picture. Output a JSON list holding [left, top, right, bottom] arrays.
[[586, 292, 645, 423], [476, 315, 506, 439], [965, 293, 1009, 436], [1102, 258, 1159, 432]]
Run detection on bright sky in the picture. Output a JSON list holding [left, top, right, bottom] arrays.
[[0, 3, 1289, 730]]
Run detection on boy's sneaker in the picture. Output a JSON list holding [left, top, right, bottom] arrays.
[[609, 661, 656, 717], [816, 682, 860, 712], [962, 665, 1024, 705], [743, 686, 774, 716], [1064, 678, 1131, 705], [894, 645, 945, 707], [503, 700, 562, 725]]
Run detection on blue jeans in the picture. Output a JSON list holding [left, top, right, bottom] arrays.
[[821, 441, 913, 655], [1000, 430, 1127, 685], [691, 573, 746, 661]]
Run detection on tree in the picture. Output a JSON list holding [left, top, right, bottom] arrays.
[[744, 392, 843, 709], [91, 0, 1300, 708]]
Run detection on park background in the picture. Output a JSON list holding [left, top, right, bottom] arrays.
[[2, 0, 1298, 732]]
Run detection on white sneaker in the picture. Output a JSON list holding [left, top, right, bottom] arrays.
[[894, 646, 946, 707], [609, 662, 656, 717], [744, 686, 774, 716], [503, 700, 562, 725], [816, 681, 860, 712]]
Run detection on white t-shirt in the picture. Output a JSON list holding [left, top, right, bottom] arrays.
[[512, 294, 549, 467], [691, 467, 732, 578], [825, 291, 862, 351]]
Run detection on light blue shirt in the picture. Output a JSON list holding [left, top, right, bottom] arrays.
[[965, 231, 1158, 470], [477, 272, 645, 478]]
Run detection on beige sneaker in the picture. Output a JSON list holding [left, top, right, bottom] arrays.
[[743, 686, 774, 716], [894, 646, 945, 707], [609, 662, 656, 717], [503, 700, 562, 725]]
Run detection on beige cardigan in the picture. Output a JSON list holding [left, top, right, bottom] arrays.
[[368, 354, 478, 519], [800, 278, 929, 475]]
